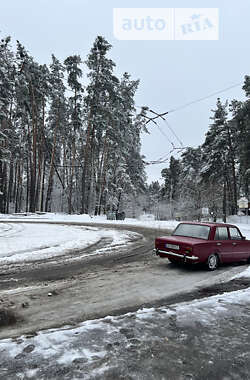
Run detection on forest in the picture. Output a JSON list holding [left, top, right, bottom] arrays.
[[0, 35, 147, 215], [151, 80, 250, 221], [1, 33, 250, 219]]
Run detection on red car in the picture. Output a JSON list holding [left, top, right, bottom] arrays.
[[154, 222, 250, 270]]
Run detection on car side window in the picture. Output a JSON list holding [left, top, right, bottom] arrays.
[[229, 227, 242, 240], [215, 227, 229, 240]]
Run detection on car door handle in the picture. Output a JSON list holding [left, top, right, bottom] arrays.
[[232, 242, 237, 246], [216, 243, 221, 246]]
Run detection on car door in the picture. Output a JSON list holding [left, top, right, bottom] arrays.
[[229, 227, 249, 261], [214, 227, 232, 263]]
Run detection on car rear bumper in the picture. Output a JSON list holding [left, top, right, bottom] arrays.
[[153, 248, 199, 261]]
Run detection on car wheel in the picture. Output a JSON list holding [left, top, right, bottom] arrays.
[[207, 254, 219, 271]]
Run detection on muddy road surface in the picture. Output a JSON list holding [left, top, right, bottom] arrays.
[[0, 222, 249, 339]]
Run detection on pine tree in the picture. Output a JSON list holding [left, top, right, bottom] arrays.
[[161, 156, 181, 217], [64, 55, 83, 213], [15, 41, 51, 212], [180, 147, 203, 219], [45, 55, 67, 212], [202, 98, 238, 217], [232, 77, 250, 198], [83, 36, 117, 214], [0, 36, 15, 212], [0, 34, 147, 216]]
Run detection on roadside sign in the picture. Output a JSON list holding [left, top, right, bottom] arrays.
[[202, 207, 209, 215], [238, 197, 248, 209]]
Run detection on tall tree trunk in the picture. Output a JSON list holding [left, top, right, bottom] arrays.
[[15, 162, 22, 213], [96, 141, 109, 215], [98, 147, 109, 215], [18, 163, 24, 212], [29, 84, 37, 212], [81, 110, 92, 214], [26, 158, 29, 212], [68, 140, 76, 214], [2, 162, 8, 213], [38, 96, 46, 211], [223, 179, 227, 222], [45, 109, 59, 212], [226, 123, 237, 214], [95, 131, 107, 215], [0, 158, 4, 213], [6, 156, 14, 213], [39, 157, 45, 211], [13, 162, 18, 211], [61, 139, 67, 212]]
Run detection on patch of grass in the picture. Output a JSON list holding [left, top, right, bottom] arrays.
[[0, 308, 17, 327]]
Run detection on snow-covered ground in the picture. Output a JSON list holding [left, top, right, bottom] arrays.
[[0, 211, 180, 231], [1, 287, 250, 379], [1, 212, 250, 277], [0, 222, 138, 265], [0, 213, 250, 378], [0, 212, 179, 266], [1, 211, 250, 234]]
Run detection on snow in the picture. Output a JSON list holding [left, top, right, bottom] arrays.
[[1, 287, 250, 378], [1, 211, 250, 274], [2, 211, 250, 234], [0, 222, 138, 265], [0, 212, 250, 377], [0, 211, 179, 230], [233, 265, 250, 279], [0, 212, 179, 265]]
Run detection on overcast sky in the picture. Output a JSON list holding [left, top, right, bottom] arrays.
[[1, 0, 249, 183]]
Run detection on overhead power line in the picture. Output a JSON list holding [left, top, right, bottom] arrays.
[[167, 82, 242, 114], [155, 123, 175, 148], [140, 81, 243, 166], [146, 109, 184, 148], [139, 82, 243, 128], [164, 119, 184, 148], [138, 81, 242, 119], [145, 146, 188, 165]]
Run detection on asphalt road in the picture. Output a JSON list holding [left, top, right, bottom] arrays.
[[1, 280, 250, 380], [0, 222, 249, 341], [0, 222, 250, 379]]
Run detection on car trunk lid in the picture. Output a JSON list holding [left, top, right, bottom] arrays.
[[155, 236, 205, 254]]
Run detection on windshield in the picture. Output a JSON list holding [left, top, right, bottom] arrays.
[[172, 224, 210, 240]]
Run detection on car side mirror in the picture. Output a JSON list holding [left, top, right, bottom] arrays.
[[242, 236, 246, 240]]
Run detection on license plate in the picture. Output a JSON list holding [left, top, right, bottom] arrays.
[[166, 243, 179, 250]]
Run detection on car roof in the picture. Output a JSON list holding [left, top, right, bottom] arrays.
[[177, 221, 237, 228]]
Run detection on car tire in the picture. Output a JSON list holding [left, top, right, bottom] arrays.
[[207, 254, 219, 271]]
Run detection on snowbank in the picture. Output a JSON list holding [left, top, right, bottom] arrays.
[[0, 222, 138, 264]]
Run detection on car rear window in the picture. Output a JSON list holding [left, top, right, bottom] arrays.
[[229, 227, 242, 240], [172, 224, 210, 240]]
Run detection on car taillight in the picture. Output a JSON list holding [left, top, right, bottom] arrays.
[[184, 247, 193, 254]]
